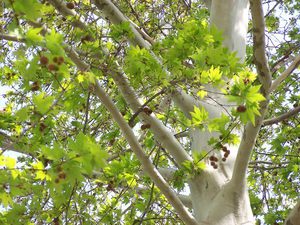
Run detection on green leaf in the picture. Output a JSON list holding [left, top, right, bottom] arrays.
[[190, 106, 209, 127], [197, 89, 207, 99], [33, 92, 55, 114], [15, 107, 30, 121], [13, 0, 42, 21], [26, 27, 43, 44], [0, 192, 13, 207], [45, 30, 64, 55]]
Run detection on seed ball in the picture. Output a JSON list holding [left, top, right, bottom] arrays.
[[222, 146, 227, 152], [143, 106, 152, 115], [31, 81, 40, 91], [210, 161, 216, 166], [243, 78, 250, 84], [58, 172, 66, 179], [40, 56, 49, 65], [224, 151, 229, 158], [58, 56, 64, 63], [213, 165, 218, 169], [53, 56, 58, 63], [222, 158, 226, 162], [48, 64, 58, 71], [237, 105, 247, 112], [39, 122, 47, 132], [209, 156, 215, 161], [141, 124, 151, 130], [66, 2, 75, 9]]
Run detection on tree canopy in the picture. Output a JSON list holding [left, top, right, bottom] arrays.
[[0, 0, 299, 224]]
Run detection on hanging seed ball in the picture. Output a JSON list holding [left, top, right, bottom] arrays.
[[210, 161, 216, 166], [40, 56, 49, 65], [66, 2, 75, 9], [213, 164, 218, 169], [222, 146, 228, 152], [237, 105, 247, 112], [243, 78, 250, 84], [58, 172, 66, 179], [31, 81, 40, 91], [224, 151, 230, 158], [141, 124, 151, 130], [143, 106, 153, 115], [222, 158, 226, 162], [58, 56, 64, 64], [48, 64, 58, 71], [209, 156, 218, 162]]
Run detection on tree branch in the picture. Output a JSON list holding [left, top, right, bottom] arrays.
[[136, 185, 192, 208], [47, 0, 87, 30], [15, 8, 196, 220], [0, 131, 33, 157], [27, 11, 196, 221], [230, 0, 273, 191], [0, 33, 25, 42], [47, 0, 192, 165], [92, 0, 151, 49], [109, 70, 193, 164], [270, 54, 300, 93], [263, 106, 300, 126], [284, 199, 300, 225], [93, 81, 199, 225], [250, 0, 272, 94], [231, 99, 269, 190]]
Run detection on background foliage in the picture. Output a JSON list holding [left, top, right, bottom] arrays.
[[0, 0, 299, 224]]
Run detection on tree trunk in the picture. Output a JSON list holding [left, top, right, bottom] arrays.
[[188, 0, 255, 224]]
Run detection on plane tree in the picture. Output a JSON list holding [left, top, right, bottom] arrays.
[[0, 0, 299, 224]]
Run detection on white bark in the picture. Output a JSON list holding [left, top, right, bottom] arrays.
[[93, 81, 199, 225], [210, 0, 249, 61], [5, 0, 281, 224], [270, 54, 300, 93], [285, 200, 300, 225]]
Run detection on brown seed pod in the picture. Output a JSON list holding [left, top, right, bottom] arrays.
[[237, 105, 247, 112], [40, 56, 49, 65], [58, 172, 66, 179], [81, 35, 93, 43], [222, 158, 226, 162], [224, 151, 229, 158], [31, 81, 40, 91], [210, 161, 216, 166], [213, 164, 218, 169], [141, 124, 151, 130], [58, 56, 64, 64], [209, 156, 215, 161], [143, 106, 152, 115], [243, 78, 250, 85], [54, 178, 60, 183], [48, 64, 58, 71], [39, 122, 47, 132], [66, 2, 75, 9], [222, 146, 227, 152]]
